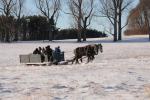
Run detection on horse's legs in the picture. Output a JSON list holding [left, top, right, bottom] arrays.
[[80, 57, 82, 62], [86, 55, 90, 63], [87, 54, 94, 63], [75, 58, 79, 64], [72, 56, 80, 64], [92, 55, 95, 60], [87, 57, 90, 63], [72, 56, 76, 64]]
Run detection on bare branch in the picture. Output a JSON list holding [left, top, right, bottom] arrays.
[[36, 0, 61, 23], [121, 0, 133, 11]]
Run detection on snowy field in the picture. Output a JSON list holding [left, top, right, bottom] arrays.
[[1, 35, 150, 100]]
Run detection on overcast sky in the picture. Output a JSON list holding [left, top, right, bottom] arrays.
[[25, 0, 139, 32]]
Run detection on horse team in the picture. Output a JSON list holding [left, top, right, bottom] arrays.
[[72, 43, 103, 64]]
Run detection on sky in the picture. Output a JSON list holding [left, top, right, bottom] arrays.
[[25, 0, 140, 33]]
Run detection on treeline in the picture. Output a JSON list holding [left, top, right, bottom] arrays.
[[0, 15, 107, 42], [0, 15, 50, 42], [56, 29, 107, 40]]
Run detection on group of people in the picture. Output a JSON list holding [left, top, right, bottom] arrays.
[[33, 45, 62, 63]]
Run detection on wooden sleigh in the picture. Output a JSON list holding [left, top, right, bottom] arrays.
[[19, 52, 73, 66]]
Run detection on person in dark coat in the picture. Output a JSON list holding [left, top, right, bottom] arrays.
[[45, 45, 53, 62], [33, 47, 45, 62], [55, 46, 61, 53], [33, 48, 40, 54], [53, 46, 63, 65]]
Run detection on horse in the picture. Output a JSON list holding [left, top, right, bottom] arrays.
[[72, 43, 103, 64], [86, 43, 103, 62], [72, 46, 88, 64]]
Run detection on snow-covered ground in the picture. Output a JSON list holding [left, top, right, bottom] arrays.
[[1, 35, 150, 100]]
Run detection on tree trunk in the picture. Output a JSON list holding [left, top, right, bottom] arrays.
[[23, 31, 26, 41], [52, 30, 54, 40], [82, 28, 86, 41], [14, 32, 18, 41], [82, 18, 88, 41], [114, 10, 118, 42], [147, 17, 150, 41], [14, 27, 19, 41], [48, 22, 52, 41], [77, 1, 82, 42], [114, 23, 117, 42], [144, 10, 150, 41], [23, 22, 27, 41], [118, 9, 122, 40], [77, 31, 82, 42], [49, 17, 55, 41], [77, 16, 82, 42], [77, 23, 82, 42], [149, 30, 150, 41], [148, 25, 150, 41], [15, 20, 21, 41], [5, 19, 10, 42], [6, 32, 10, 42]]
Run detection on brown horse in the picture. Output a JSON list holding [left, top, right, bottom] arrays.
[[72, 43, 103, 64], [86, 43, 103, 62], [72, 46, 88, 64]]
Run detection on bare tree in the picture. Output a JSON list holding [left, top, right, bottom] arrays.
[[13, 0, 25, 41], [68, 0, 82, 42], [117, 0, 132, 40], [81, 0, 94, 41], [0, 0, 16, 42], [99, 0, 117, 41], [99, 0, 132, 41], [67, 0, 95, 42], [35, 0, 61, 41], [0, 0, 16, 16]]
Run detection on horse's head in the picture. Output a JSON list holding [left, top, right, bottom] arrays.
[[95, 44, 103, 54]]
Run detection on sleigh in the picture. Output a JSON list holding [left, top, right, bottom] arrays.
[[19, 52, 66, 66], [20, 54, 48, 66]]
